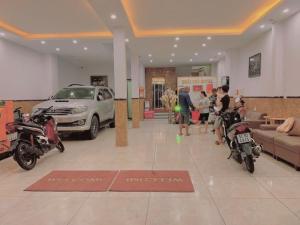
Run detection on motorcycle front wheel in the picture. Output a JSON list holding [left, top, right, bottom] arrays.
[[245, 155, 254, 173], [14, 142, 37, 170]]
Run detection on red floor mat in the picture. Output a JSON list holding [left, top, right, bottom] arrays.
[[110, 170, 194, 192], [25, 170, 118, 192]]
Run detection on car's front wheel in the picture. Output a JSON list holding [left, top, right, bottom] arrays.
[[86, 115, 99, 140]]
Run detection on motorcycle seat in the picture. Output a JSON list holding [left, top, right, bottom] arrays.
[[228, 122, 249, 132]]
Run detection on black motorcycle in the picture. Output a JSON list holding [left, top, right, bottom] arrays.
[[6, 106, 64, 170], [221, 108, 262, 173]]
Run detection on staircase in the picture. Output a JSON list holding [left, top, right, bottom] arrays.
[[154, 112, 172, 119]]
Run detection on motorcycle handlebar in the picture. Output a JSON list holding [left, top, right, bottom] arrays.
[[14, 107, 22, 113]]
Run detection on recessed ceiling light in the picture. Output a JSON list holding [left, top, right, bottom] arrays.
[[72, 40, 78, 44], [125, 38, 129, 43], [110, 14, 117, 20], [202, 43, 207, 47], [209, 58, 214, 62], [0, 32, 5, 37], [217, 52, 222, 56], [40, 40, 46, 45], [150, 59, 153, 63], [194, 52, 199, 56], [55, 48, 60, 52], [173, 44, 178, 48], [207, 36, 212, 40], [260, 24, 265, 29], [175, 37, 180, 41], [189, 59, 193, 62], [283, 8, 290, 13], [169, 59, 173, 63], [83, 47, 88, 51], [171, 53, 175, 57], [148, 54, 152, 57]]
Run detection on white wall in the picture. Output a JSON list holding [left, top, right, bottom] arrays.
[[234, 31, 273, 96], [282, 12, 300, 96], [0, 37, 133, 101], [0, 38, 87, 100], [0, 39, 55, 100], [57, 57, 88, 91], [80, 63, 114, 88], [220, 12, 300, 97]]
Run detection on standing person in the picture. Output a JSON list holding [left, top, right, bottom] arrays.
[[215, 86, 224, 112], [214, 85, 230, 145], [208, 88, 217, 126], [198, 91, 210, 133], [178, 87, 195, 136]]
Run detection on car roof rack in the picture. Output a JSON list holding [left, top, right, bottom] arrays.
[[68, 84, 85, 87]]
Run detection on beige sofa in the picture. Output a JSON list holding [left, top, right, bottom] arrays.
[[252, 122, 300, 170]]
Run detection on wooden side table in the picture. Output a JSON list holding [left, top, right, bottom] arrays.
[[269, 117, 286, 125], [264, 116, 271, 124]]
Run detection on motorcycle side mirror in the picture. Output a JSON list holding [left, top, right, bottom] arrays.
[[97, 95, 104, 101]]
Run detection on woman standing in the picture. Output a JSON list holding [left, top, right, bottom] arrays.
[[198, 91, 210, 133]]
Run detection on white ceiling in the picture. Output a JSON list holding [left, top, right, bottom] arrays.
[[0, 0, 109, 33], [126, 0, 270, 29], [0, 0, 300, 67]]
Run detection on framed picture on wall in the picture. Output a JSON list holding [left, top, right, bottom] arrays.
[[90, 75, 108, 86], [249, 53, 261, 78]]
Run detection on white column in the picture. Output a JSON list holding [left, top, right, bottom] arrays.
[[139, 63, 145, 96], [113, 29, 127, 99], [131, 54, 140, 98], [113, 29, 128, 146], [44, 54, 58, 96]]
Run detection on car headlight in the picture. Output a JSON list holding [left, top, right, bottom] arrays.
[[71, 106, 88, 114]]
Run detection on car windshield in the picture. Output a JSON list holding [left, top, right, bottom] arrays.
[[53, 88, 95, 100]]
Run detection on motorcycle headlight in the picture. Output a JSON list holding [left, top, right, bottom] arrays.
[[31, 108, 41, 116], [71, 106, 88, 114]]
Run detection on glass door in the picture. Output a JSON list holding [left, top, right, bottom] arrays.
[[152, 78, 165, 109]]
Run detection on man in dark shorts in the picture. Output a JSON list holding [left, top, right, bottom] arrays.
[[178, 87, 195, 136], [214, 85, 230, 145]]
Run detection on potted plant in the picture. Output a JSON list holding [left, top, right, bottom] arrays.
[[160, 89, 177, 123]]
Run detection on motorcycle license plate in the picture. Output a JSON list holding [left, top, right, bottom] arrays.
[[7, 132, 18, 141], [236, 133, 251, 144]]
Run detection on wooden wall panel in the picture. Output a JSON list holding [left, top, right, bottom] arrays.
[[13, 100, 44, 113], [242, 98, 300, 117]]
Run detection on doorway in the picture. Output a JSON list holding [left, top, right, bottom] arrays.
[[152, 78, 165, 109]]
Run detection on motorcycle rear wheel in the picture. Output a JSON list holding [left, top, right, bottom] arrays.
[[245, 155, 255, 173], [56, 141, 65, 153], [15, 142, 37, 170]]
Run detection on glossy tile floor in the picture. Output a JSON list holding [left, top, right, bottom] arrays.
[[1, 119, 300, 225]]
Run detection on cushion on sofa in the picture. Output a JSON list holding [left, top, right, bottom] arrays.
[[288, 118, 300, 137], [274, 134, 300, 153], [277, 117, 295, 133]]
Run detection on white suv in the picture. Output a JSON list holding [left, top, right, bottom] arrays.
[[32, 85, 115, 139]]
